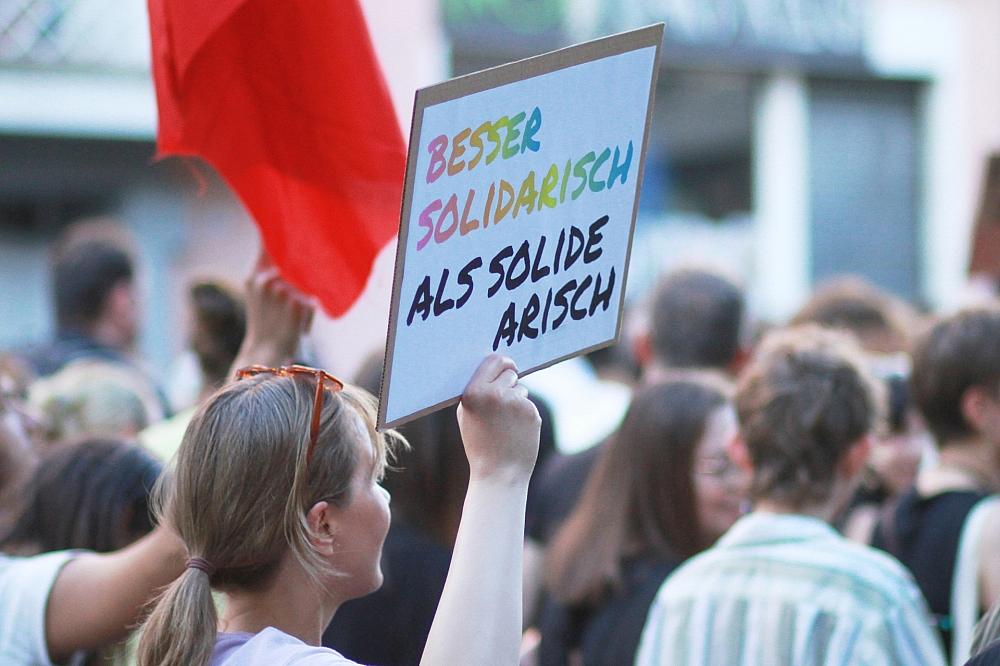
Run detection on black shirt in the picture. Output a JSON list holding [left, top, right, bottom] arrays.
[[872, 487, 988, 658], [966, 639, 1000, 665], [537, 556, 679, 666], [323, 522, 451, 666], [525, 442, 605, 546]]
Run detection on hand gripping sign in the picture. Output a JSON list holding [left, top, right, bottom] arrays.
[[379, 24, 663, 429]]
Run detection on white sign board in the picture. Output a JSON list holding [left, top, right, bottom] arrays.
[[379, 25, 663, 429]]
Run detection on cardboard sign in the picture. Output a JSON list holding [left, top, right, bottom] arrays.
[[379, 24, 663, 429]]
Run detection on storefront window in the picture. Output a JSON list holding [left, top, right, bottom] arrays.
[[641, 71, 754, 224]]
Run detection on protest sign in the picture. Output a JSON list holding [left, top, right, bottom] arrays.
[[379, 24, 663, 429]]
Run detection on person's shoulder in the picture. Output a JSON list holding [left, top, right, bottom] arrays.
[[968, 639, 1000, 666], [828, 536, 919, 593], [647, 546, 726, 602], [236, 627, 361, 665], [0, 550, 77, 584], [0, 551, 80, 666]]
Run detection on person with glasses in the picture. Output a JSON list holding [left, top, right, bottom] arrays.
[[135, 352, 541, 666], [533, 373, 745, 666], [636, 326, 945, 666]]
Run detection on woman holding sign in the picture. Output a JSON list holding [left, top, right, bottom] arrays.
[[136, 354, 540, 666]]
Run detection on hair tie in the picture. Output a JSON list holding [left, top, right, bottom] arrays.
[[185, 557, 216, 576]]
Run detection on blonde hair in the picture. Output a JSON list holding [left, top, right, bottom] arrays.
[[136, 372, 402, 666], [29, 359, 163, 443]]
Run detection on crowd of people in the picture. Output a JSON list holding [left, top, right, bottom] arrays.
[[0, 217, 998, 666]]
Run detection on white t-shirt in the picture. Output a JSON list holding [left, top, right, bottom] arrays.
[[0, 551, 77, 666], [210, 627, 360, 665]]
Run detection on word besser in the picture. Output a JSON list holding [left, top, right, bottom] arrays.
[[405, 216, 616, 351], [415, 106, 633, 252]]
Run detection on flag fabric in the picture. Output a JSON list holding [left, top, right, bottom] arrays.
[[147, 0, 406, 316]]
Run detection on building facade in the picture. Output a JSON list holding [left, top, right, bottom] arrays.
[[1, 0, 997, 393]]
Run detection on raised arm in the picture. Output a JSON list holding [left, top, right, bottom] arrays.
[[421, 354, 541, 666], [229, 256, 314, 372], [44, 525, 186, 663]]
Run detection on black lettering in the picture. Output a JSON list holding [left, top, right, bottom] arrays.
[[589, 267, 616, 315], [531, 235, 551, 282], [552, 228, 566, 275], [541, 287, 553, 334], [406, 275, 433, 326], [584, 215, 608, 263], [456, 256, 483, 309], [517, 293, 541, 341], [552, 279, 577, 330], [493, 302, 517, 351], [488, 245, 514, 297], [506, 241, 531, 291], [564, 225, 585, 271], [570, 275, 593, 320], [432, 269, 455, 316]]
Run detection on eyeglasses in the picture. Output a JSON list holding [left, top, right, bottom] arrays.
[[235, 364, 344, 463], [694, 456, 743, 484]]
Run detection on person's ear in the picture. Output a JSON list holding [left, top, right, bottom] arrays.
[[726, 346, 751, 377], [961, 385, 994, 434], [306, 500, 337, 555], [840, 434, 873, 480], [633, 330, 653, 369], [728, 434, 753, 474]]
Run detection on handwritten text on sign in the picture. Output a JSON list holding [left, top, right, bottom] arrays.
[[381, 27, 661, 428]]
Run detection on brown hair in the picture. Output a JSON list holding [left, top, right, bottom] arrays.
[[189, 281, 246, 390], [2, 438, 160, 554], [910, 305, 1000, 444], [649, 268, 744, 370], [136, 372, 402, 666], [736, 326, 879, 507], [51, 219, 136, 332], [544, 374, 729, 607], [791, 276, 912, 354]]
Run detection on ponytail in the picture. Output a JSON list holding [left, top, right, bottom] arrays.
[[134, 371, 401, 665], [136, 566, 217, 666]]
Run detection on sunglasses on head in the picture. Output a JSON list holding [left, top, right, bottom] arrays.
[[235, 365, 344, 463]]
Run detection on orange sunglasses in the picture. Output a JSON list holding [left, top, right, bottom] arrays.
[[235, 364, 344, 463]]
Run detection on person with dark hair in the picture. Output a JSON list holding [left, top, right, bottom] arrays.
[[188, 281, 247, 394], [2, 438, 161, 555], [535, 375, 743, 666], [0, 373, 185, 665], [522, 267, 747, 631], [0, 253, 322, 666], [791, 276, 913, 355], [1, 438, 162, 665], [636, 267, 746, 380], [141, 280, 246, 461], [791, 277, 929, 544], [873, 305, 1000, 662], [141, 263, 303, 462], [25, 220, 141, 378], [636, 326, 944, 665]]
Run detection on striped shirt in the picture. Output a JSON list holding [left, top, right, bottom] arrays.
[[635, 512, 946, 666]]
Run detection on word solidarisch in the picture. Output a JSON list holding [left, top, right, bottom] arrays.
[[415, 106, 633, 251], [406, 216, 616, 351]]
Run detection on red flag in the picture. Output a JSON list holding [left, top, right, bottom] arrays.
[[147, 0, 406, 316]]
